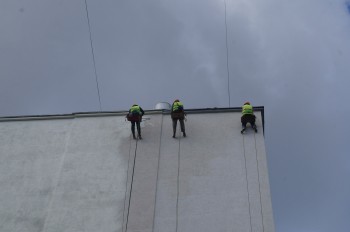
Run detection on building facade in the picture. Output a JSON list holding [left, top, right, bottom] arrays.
[[0, 108, 274, 232]]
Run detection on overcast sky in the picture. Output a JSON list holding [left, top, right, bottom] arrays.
[[1, 0, 350, 231]]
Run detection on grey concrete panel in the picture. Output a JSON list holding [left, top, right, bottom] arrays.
[[0, 110, 274, 232], [0, 116, 133, 232], [243, 132, 263, 232], [254, 114, 275, 232], [0, 120, 71, 232], [152, 112, 274, 232], [178, 113, 252, 232], [153, 115, 181, 232], [126, 115, 162, 232], [42, 117, 130, 232], [122, 138, 137, 232], [242, 112, 275, 232], [152, 113, 250, 232]]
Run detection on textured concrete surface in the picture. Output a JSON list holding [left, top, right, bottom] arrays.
[[0, 109, 274, 232]]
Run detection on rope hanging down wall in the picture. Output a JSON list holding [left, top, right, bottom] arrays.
[[175, 136, 181, 232], [253, 133, 265, 232], [124, 137, 139, 232], [224, 0, 231, 107], [84, 0, 102, 111], [242, 135, 253, 232], [242, 133, 265, 232], [122, 136, 134, 232]]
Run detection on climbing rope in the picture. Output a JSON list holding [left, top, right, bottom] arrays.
[[124, 137, 139, 232], [242, 134, 253, 232], [84, 0, 102, 111], [253, 133, 265, 232], [175, 134, 181, 232], [152, 115, 164, 232]]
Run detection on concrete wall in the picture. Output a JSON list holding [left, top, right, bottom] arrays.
[[0, 110, 274, 232]]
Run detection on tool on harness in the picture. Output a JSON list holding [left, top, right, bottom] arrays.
[[171, 111, 185, 120], [126, 113, 142, 122]]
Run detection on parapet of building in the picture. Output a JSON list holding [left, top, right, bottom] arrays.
[[0, 107, 274, 232]]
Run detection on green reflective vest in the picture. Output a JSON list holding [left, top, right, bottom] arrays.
[[172, 102, 184, 111], [130, 105, 141, 114], [242, 104, 253, 115]]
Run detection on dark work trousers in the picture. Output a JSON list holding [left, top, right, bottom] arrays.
[[172, 118, 185, 134], [131, 121, 141, 136], [241, 114, 256, 128]]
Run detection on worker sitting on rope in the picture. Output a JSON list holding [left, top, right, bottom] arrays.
[[241, 101, 257, 134], [127, 104, 145, 139], [171, 99, 186, 138]]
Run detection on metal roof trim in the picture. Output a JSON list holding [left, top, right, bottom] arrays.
[[0, 107, 265, 133]]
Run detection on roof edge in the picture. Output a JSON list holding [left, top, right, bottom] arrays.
[[0, 107, 265, 133]]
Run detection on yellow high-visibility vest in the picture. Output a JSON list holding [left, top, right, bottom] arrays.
[[172, 102, 184, 111], [242, 104, 253, 115], [130, 105, 141, 114]]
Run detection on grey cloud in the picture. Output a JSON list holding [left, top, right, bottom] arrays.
[[1, 0, 350, 231]]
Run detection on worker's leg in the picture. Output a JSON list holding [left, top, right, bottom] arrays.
[[136, 121, 142, 139], [250, 115, 257, 132], [131, 121, 136, 139], [172, 119, 177, 138], [241, 116, 247, 133], [179, 119, 186, 137]]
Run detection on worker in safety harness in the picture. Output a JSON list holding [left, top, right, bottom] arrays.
[[241, 101, 257, 134], [127, 104, 145, 139], [171, 99, 186, 138]]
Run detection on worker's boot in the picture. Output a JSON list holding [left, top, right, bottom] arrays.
[[183, 132, 186, 137], [241, 127, 246, 134], [253, 125, 258, 133], [138, 134, 142, 140], [132, 133, 136, 139], [172, 132, 176, 138]]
